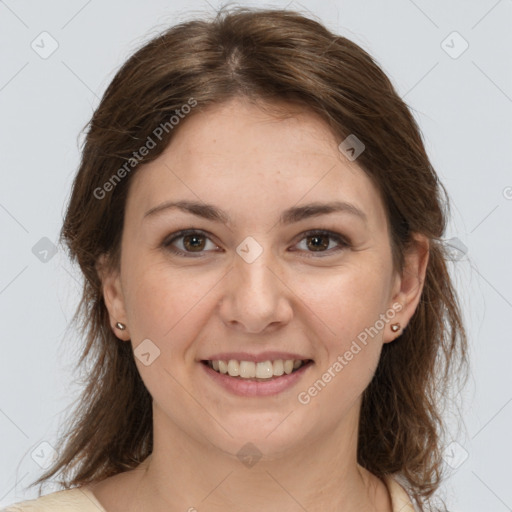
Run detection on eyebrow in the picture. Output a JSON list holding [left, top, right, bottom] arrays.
[[143, 199, 367, 225]]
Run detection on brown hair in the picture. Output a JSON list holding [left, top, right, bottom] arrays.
[[32, 6, 468, 510]]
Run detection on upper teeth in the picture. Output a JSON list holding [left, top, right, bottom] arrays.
[[209, 359, 305, 379]]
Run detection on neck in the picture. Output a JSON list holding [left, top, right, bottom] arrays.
[[126, 405, 391, 512]]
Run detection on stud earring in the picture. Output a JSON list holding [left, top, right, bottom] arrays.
[[390, 323, 401, 332], [115, 322, 126, 330]]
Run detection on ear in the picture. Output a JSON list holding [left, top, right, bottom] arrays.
[[96, 254, 130, 341], [383, 234, 429, 343]]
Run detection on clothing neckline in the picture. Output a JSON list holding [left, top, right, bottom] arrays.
[[382, 474, 419, 511], [78, 474, 416, 512]]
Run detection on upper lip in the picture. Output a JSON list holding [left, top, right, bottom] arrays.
[[201, 351, 313, 363]]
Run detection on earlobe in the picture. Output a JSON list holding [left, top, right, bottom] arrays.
[[384, 234, 429, 343], [96, 254, 130, 341]]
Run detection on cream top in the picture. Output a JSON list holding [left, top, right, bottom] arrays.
[[1, 474, 419, 511]]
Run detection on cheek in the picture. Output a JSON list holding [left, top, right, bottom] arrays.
[[306, 263, 393, 338], [298, 286, 387, 419], [121, 259, 221, 398], [299, 262, 392, 394], [122, 257, 221, 344]]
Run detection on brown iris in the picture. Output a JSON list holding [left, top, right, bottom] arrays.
[[182, 234, 207, 252], [306, 234, 329, 251]]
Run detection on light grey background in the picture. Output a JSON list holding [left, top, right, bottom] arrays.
[[1, 0, 511, 510]]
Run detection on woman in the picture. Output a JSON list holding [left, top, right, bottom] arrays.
[[3, 6, 467, 512]]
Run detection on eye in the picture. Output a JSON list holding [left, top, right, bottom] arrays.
[[291, 230, 350, 257], [162, 229, 350, 257], [163, 229, 220, 257]]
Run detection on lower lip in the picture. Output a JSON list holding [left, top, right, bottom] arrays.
[[200, 361, 314, 397]]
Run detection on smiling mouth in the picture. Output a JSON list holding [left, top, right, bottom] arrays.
[[201, 359, 313, 381]]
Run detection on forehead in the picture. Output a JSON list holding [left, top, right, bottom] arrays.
[[126, 98, 387, 230]]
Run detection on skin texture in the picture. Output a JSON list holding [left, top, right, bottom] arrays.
[[91, 97, 429, 512]]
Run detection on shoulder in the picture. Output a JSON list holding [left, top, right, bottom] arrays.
[[383, 474, 422, 512], [1, 487, 107, 512]]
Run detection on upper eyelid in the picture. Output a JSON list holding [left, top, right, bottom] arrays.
[[163, 228, 220, 247]]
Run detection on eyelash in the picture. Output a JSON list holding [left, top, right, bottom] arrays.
[[162, 229, 351, 258]]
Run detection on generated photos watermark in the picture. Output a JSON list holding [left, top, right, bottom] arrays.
[[297, 302, 403, 405], [93, 97, 197, 200]]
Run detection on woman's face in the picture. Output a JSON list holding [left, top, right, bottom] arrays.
[[102, 97, 424, 458]]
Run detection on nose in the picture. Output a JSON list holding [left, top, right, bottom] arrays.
[[218, 248, 293, 334]]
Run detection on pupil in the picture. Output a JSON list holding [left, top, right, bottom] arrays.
[[308, 235, 328, 251], [184, 234, 205, 251]]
